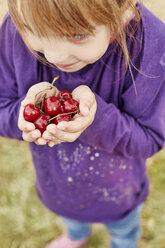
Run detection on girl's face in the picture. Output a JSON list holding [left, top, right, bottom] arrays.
[[23, 25, 111, 72]]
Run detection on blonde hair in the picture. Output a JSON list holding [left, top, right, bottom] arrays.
[[7, 0, 142, 70]]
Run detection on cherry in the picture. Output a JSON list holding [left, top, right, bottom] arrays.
[[63, 98, 79, 113], [23, 76, 80, 135], [60, 104, 64, 113], [53, 114, 71, 125], [58, 90, 72, 103], [23, 104, 40, 122], [43, 96, 61, 117], [33, 114, 51, 133]]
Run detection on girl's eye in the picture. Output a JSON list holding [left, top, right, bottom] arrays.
[[73, 34, 87, 40], [67, 34, 88, 42]]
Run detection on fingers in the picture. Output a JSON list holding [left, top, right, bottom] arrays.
[[57, 118, 87, 133], [26, 82, 58, 104], [72, 86, 96, 125], [34, 137, 48, 145], [46, 129, 80, 143], [18, 105, 36, 132], [27, 82, 53, 96], [78, 94, 95, 116], [72, 85, 96, 111], [48, 141, 57, 147], [21, 96, 34, 107], [19, 103, 47, 144], [22, 129, 41, 142], [46, 123, 81, 143], [56, 102, 96, 133], [19, 84, 96, 145], [79, 102, 90, 116], [19, 119, 35, 132], [43, 125, 64, 143], [21, 82, 58, 111]]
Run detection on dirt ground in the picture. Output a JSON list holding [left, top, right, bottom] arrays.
[[0, 0, 165, 23]]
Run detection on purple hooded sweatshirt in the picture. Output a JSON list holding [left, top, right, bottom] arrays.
[[0, 4, 165, 223]]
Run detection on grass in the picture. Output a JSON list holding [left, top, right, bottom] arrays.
[[0, 137, 165, 248]]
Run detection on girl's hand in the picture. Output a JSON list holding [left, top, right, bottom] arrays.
[[18, 82, 57, 145], [43, 85, 97, 146]]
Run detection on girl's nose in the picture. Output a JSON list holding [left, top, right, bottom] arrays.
[[44, 41, 71, 65], [44, 50, 70, 65]]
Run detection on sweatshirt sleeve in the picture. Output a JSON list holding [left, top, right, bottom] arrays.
[[0, 14, 24, 140], [79, 43, 165, 159], [79, 82, 165, 160]]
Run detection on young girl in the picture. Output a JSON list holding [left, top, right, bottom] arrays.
[[1, 0, 165, 247]]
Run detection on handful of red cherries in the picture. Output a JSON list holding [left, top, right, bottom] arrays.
[[23, 76, 79, 133]]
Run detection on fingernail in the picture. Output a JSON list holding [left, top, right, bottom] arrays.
[[39, 139, 47, 145], [49, 143, 55, 147]]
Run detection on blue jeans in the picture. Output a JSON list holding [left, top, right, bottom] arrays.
[[62, 204, 143, 248]]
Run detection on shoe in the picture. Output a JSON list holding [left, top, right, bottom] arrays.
[[45, 233, 89, 248]]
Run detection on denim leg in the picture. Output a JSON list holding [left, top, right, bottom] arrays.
[[62, 217, 91, 241], [105, 204, 143, 248]]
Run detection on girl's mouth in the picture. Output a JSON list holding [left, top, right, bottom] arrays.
[[55, 62, 78, 68]]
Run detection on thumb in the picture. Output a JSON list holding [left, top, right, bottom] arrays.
[[72, 85, 95, 116], [21, 96, 35, 107], [79, 102, 90, 116]]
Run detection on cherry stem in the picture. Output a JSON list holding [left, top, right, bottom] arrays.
[[40, 109, 45, 115], [34, 86, 52, 107], [40, 93, 47, 112], [52, 75, 60, 86], [33, 75, 60, 106], [51, 75, 60, 97], [48, 111, 79, 122]]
